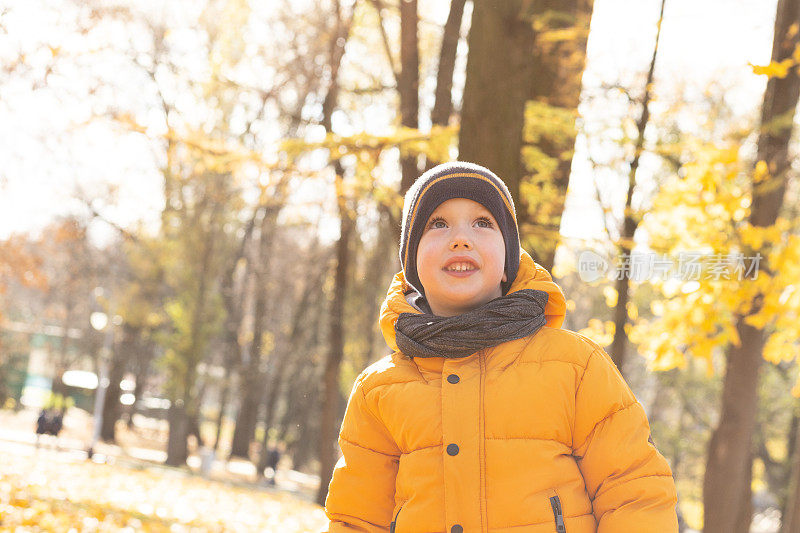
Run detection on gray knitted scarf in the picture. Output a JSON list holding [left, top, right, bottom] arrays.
[[394, 289, 549, 359]]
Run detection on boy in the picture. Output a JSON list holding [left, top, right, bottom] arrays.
[[324, 162, 678, 532]]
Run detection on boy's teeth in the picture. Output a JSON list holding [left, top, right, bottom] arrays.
[[446, 262, 475, 271]]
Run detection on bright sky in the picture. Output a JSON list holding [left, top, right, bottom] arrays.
[[561, 0, 775, 244], [0, 0, 778, 245]]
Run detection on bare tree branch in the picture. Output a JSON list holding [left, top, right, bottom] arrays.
[[369, 0, 400, 84]]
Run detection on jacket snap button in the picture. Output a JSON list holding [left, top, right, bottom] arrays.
[[447, 443, 459, 456], [451, 525, 463, 533], [447, 374, 459, 384]]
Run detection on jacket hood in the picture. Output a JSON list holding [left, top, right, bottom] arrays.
[[379, 250, 567, 352]]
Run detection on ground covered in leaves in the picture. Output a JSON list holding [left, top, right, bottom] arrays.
[[0, 440, 328, 532]]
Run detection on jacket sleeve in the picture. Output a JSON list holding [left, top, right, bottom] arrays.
[[324, 374, 401, 532], [572, 348, 679, 533]]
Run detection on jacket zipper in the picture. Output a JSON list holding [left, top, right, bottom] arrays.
[[479, 349, 488, 530], [550, 495, 566, 533], [389, 505, 403, 533]]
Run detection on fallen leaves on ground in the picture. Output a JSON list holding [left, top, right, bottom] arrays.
[[0, 443, 327, 532]]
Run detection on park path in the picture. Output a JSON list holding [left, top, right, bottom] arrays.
[[0, 409, 328, 532], [0, 407, 321, 503]]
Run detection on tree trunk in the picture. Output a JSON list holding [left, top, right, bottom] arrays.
[[361, 209, 396, 366], [52, 308, 75, 399], [315, 0, 354, 506], [165, 199, 217, 466], [755, 397, 797, 518], [213, 365, 231, 452], [101, 330, 130, 442], [782, 406, 800, 533], [316, 174, 354, 506], [288, 361, 323, 472], [229, 362, 260, 459], [425, 0, 466, 170], [430, 0, 466, 129], [609, 0, 665, 374], [399, 0, 420, 194], [704, 317, 765, 533], [610, 273, 632, 373], [230, 209, 276, 458], [520, 0, 594, 270], [703, 1, 800, 530], [216, 209, 258, 449], [188, 409, 204, 449], [257, 255, 326, 474], [459, 0, 534, 203], [257, 360, 285, 476], [100, 377, 122, 443], [460, 0, 593, 269], [127, 337, 155, 428], [165, 402, 189, 466]]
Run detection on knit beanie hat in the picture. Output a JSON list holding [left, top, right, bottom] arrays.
[[400, 161, 520, 296]]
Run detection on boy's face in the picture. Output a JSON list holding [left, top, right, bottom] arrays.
[[416, 198, 507, 316]]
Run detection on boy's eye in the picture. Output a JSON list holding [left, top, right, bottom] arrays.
[[475, 217, 494, 228], [428, 217, 447, 229]]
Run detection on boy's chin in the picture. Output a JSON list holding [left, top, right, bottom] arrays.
[[430, 291, 502, 316]]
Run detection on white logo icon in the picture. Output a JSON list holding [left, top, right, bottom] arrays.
[[577, 250, 610, 282]]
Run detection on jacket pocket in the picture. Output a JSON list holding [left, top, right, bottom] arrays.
[[389, 503, 404, 533], [549, 494, 567, 533]]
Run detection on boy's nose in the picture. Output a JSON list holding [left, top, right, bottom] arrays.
[[449, 237, 472, 250]]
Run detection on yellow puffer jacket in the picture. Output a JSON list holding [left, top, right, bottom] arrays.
[[325, 251, 678, 532]]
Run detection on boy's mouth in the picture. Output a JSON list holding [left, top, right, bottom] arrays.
[[443, 258, 478, 273]]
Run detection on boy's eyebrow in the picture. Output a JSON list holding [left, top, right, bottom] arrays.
[[426, 214, 497, 226]]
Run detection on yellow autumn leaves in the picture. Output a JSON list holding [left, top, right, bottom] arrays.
[[751, 24, 800, 78], [601, 137, 800, 392]]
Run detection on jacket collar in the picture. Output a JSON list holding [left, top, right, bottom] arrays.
[[379, 250, 566, 352]]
